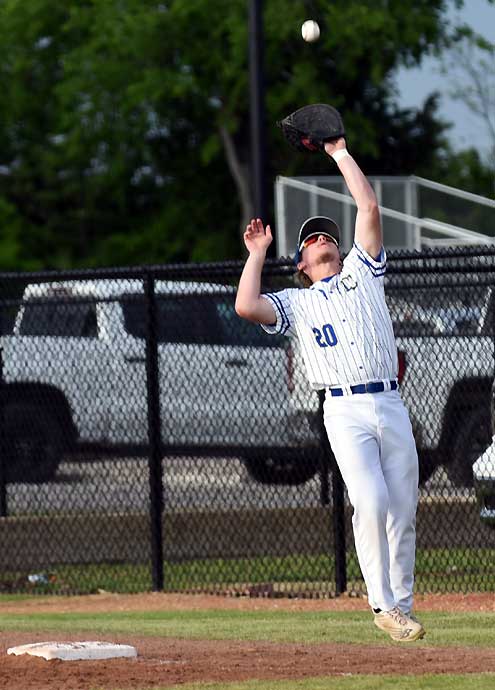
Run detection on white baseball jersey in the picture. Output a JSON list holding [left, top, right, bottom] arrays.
[[261, 241, 397, 388]]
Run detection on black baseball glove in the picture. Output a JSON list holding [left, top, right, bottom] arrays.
[[277, 103, 345, 153]]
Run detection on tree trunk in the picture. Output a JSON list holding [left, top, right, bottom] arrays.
[[219, 124, 253, 250]]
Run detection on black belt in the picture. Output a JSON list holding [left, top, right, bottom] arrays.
[[329, 380, 398, 397]]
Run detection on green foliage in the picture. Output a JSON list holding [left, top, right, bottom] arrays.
[[419, 147, 495, 236], [429, 148, 494, 196], [0, 0, 484, 269], [0, 197, 36, 269]]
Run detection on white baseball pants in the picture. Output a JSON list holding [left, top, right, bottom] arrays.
[[324, 389, 419, 614]]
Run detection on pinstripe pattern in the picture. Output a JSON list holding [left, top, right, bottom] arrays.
[[261, 241, 397, 388]]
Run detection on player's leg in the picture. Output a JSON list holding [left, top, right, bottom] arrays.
[[378, 390, 419, 615], [323, 395, 396, 612]]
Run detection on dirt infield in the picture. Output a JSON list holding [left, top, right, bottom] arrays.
[[1, 592, 494, 690], [2, 590, 494, 615]]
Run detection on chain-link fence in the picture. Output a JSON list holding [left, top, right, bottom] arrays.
[[0, 246, 494, 597]]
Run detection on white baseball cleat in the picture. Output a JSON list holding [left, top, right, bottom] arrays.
[[408, 613, 425, 627], [374, 607, 426, 642]]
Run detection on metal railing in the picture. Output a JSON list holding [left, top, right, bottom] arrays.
[[275, 175, 495, 255], [412, 175, 495, 209], [276, 177, 495, 256]]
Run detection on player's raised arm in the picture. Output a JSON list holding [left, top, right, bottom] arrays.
[[235, 218, 277, 325], [324, 139, 382, 259]]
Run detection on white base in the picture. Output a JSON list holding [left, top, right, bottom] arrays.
[[7, 641, 137, 661]]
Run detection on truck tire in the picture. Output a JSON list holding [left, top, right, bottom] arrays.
[[447, 406, 492, 488], [1, 403, 64, 483], [242, 449, 324, 486], [418, 450, 438, 486]]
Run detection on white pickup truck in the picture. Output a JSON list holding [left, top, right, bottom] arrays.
[[388, 285, 494, 487], [1, 278, 491, 488], [0, 279, 323, 484]]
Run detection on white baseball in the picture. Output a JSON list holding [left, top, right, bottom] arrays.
[[301, 20, 320, 43]]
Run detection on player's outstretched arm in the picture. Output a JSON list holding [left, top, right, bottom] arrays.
[[235, 218, 277, 325], [324, 139, 382, 258]]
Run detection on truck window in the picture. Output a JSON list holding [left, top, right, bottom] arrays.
[[214, 296, 285, 348], [122, 294, 214, 344], [388, 296, 483, 337], [122, 293, 285, 347], [19, 300, 98, 338]]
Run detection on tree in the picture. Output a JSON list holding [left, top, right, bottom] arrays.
[[442, 30, 495, 184], [420, 146, 494, 237], [0, 0, 466, 269]]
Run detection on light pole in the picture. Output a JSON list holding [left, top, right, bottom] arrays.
[[248, 0, 268, 228]]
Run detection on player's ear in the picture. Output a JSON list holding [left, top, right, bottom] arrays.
[[297, 259, 306, 272]]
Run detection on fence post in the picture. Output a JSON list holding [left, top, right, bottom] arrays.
[[0, 344, 7, 518], [317, 390, 347, 595], [144, 272, 164, 591], [331, 454, 347, 595]]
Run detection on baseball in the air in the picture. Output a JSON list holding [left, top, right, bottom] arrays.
[[301, 20, 320, 43]]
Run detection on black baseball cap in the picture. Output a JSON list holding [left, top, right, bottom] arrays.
[[295, 216, 340, 263]]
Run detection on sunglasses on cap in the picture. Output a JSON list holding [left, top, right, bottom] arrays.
[[299, 233, 338, 252]]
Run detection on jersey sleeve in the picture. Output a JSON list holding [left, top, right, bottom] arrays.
[[344, 241, 387, 279], [259, 289, 296, 337]]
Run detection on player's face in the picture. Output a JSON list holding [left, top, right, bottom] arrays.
[[301, 233, 339, 262], [297, 233, 341, 280]]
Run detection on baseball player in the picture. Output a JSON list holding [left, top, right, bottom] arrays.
[[235, 137, 425, 642]]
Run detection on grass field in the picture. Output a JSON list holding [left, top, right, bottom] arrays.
[[174, 678, 495, 690], [1, 599, 495, 690], [1, 608, 495, 647], [2, 547, 494, 596]]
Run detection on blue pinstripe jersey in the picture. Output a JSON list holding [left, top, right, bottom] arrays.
[[261, 241, 398, 389]]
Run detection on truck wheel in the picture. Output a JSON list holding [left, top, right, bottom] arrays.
[[1, 403, 63, 483], [447, 406, 492, 488], [242, 450, 324, 486], [418, 450, 438, 486]]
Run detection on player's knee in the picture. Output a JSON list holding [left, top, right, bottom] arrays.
[[354, 489, 389, 522]]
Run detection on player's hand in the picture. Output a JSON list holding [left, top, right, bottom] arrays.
[[243, 218, 273, 255], [324, 137, 347, 157]]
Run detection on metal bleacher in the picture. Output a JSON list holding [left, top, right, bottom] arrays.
[[275, 175, 495, 257]]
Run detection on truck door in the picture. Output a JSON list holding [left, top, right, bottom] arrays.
[[10, 293, 112, 443]]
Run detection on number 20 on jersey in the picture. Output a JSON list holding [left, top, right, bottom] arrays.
[[312, 323, 338, 348]]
